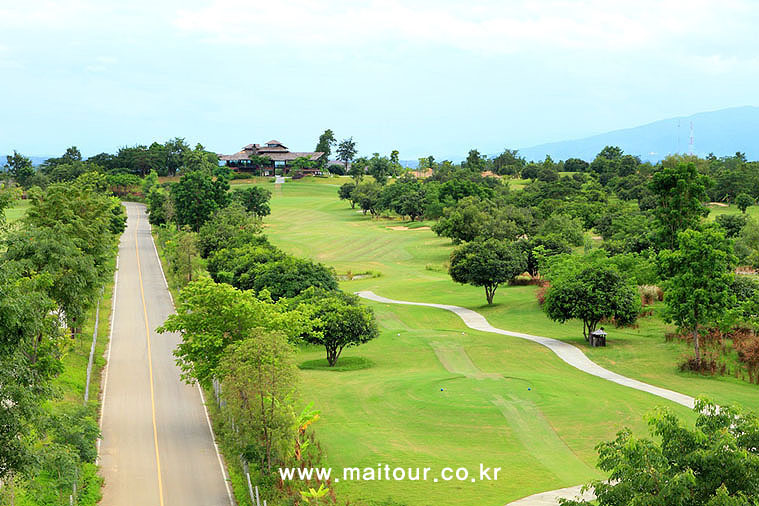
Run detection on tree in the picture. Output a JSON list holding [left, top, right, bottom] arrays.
[[230, 186, 272, 217], [336, 137, 357, 171], [219, 330, 297, 471], [650, 162, 711, 249], [142, 169, 159, 195], [539, 213, 585, 247], [348, 156, 368, 182], [164, 137, 190, 176], [297, 289, 379, 366], [197, 202, 263, 257], [315, 129, 336, 166], [715, 213, 748, 238], [564, 157, 589, 172], [352, 180, 381, 215], [449, 239, 526, 304], [433, 196, 533, 244], [170, 169, 229, 231], [163, 226, 200, 286], [146, 187, 171, 225], [206, 240, 283, 289], [289, 156, 314, 177], [658, 228, 736, 363], [4, 226, 99, 336], [367, 153, 391, 185], [338, 181, 357, 208], [463, 149, 486, 172], [4, 151, 35, 188], [157, 278, 307, 387], [736, 192, 754, 213], [543, 262, 640, 341], [252, 257, 338, 300], [491, 148, 525, 176], [562, 400, 759, 506]]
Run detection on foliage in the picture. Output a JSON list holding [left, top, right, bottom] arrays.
[[197, 202, 263, 258], [251, 256, 338, 300], [338, 181, 357, 208], [449, 239, 527, 304], [230, 185, 272, 217], [539, 213, 585, 247], [206, 240, 283, 289], [736, 192, 754, 213], [650, 162, 711, 249], [315, 129, 336, 165], [336, 137, 357, 170], [543, 260, 640, 340], [170, 169, 229, 231], [157, 277, 308, 387], [352, 180, 382, 215], [295, 289, 379, 366], [561, 400, 759, 506], [716, 213, 748, 238], [219, 330, 298, 471], [4, 150, 36, 188], [659, 228, 736, 362], [433, 196, 533, 244]]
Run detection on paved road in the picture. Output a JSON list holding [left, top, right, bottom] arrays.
[[100, 202, 232, 506], [356, 290, 698, 505]]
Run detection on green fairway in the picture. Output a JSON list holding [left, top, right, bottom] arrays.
[[259, 177, 759, 504], [6, 198, 30, 222], [250, 177, 758, 504]]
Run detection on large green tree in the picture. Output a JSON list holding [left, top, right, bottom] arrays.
[[650, 162, 711, 249], [543, 262, 640, 341], [658, 228, 736, 362], [230, 186, 272, 217], [170, 170, 229, 231], [4, 151, 35, 188], [296, 289, 379, 366], [157, 278, 307, 387], [315, 129, 336, 166], [336, 137, 357, 171], [562, 400, 759, 506], [449, 239, 526, 304]]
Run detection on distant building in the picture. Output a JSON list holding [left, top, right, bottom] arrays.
[[219, 140, 325, 176]]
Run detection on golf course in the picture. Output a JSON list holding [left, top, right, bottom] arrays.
[[229, 177, 759, 505]]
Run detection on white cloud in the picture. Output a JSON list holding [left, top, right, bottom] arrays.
[[172, 0, 757, 57]]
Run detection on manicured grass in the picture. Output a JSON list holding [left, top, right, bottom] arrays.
[[248, 178, 759, 505], [6, 198, 30, 222]]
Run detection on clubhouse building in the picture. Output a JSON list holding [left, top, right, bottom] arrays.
[[219, 140, 325, 176]]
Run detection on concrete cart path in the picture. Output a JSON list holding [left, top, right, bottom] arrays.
[[99, 202, 233, 506], [356, 291, 694, 409], [355, 291, 698, 505]]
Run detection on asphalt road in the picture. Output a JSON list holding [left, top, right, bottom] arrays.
[[100, 202, 232, 506]]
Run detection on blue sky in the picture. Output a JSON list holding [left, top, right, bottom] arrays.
[[1, 0, 758, 160]]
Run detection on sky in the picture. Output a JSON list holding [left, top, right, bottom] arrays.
[[1, 0, 758, 160]]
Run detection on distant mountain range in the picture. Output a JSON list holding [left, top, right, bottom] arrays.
[[0, 155, 50, 167], [516, 106, 759, 163]]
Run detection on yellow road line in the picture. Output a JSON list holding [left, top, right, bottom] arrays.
[[134, 209, 166, 506]]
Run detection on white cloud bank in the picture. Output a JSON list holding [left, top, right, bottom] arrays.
[[173, 0, 757, 57]]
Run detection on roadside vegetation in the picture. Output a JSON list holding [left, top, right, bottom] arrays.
[[0, 158, 125, 505], [6, 137, 759, 504]]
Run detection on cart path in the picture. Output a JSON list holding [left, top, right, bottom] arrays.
[[356, 291, 694, 409], [99, 202, 233, 506], [355, 290, 697, 506]]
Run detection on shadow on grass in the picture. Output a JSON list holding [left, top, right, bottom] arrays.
[[299, 356, 374, 372]]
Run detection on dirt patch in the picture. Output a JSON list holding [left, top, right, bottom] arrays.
[[590, 235, 602, 240], [708, 202, 729, 207], [386, 226, 431, 231]]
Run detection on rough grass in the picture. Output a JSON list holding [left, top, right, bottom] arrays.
[[235, 178, 759, 505]]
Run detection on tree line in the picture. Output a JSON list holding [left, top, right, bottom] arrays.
[[0, 176, 125, 504], [145, 165, 378, 502]]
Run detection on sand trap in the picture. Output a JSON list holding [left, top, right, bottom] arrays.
[[387, 226, 431, 231], [708, 202, 729, 207]]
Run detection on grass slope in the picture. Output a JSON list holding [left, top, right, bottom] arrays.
[[246, 178, 759, 505]]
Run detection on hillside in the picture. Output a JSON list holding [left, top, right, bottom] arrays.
[[517, 106, 759, 162]]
